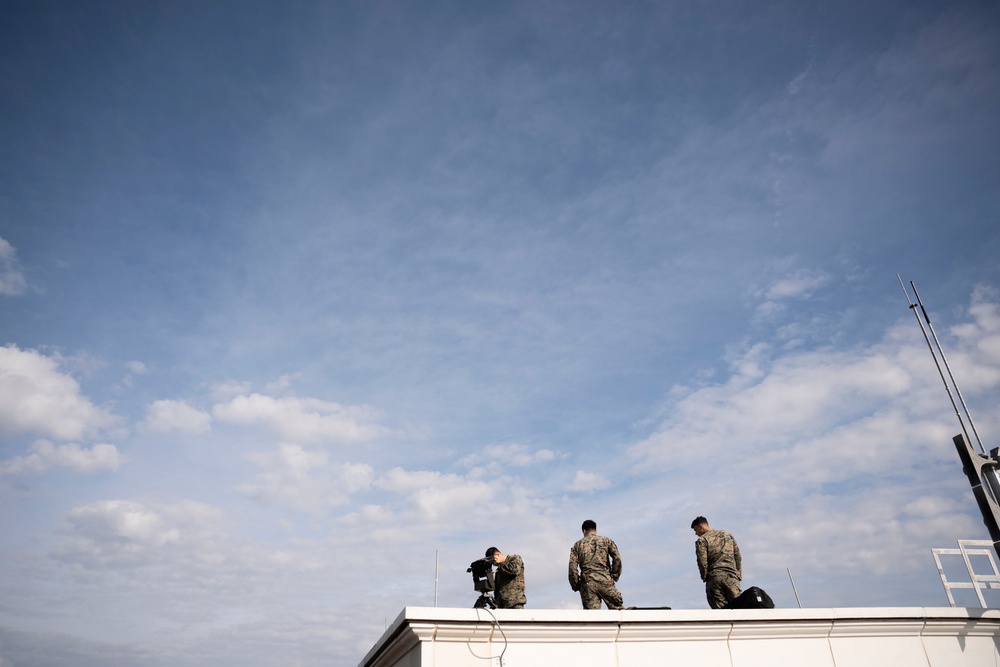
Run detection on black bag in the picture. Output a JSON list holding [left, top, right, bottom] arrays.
[[724, 586, 775, 609]]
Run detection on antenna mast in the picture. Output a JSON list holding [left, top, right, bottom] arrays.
[[899, 276, 1000, 559], [897, 276, 982, 452]]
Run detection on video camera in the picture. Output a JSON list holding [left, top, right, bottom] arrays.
[[467, 556, 495, 594]]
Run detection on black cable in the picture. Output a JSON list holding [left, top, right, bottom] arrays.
[[481, 606, 508, 667]]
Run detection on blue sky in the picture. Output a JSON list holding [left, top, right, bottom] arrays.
[[2, 1, 1000, 665]]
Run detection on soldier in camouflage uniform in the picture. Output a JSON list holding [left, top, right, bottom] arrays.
[[485, 547, 526, 609], [568, 519, 624, 610], [691, 516, 742, 609]]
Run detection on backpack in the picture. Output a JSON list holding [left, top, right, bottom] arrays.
[[724, 586, 775, 609]]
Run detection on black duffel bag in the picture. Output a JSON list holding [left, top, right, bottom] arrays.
[[724, 586, 775, 609]]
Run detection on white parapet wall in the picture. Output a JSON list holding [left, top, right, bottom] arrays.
[[358, 606, 1000, 667]]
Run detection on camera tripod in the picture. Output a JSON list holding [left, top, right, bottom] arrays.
[[473, 592, 496, 609]]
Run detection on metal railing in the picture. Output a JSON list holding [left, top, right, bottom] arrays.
[[932, 539, 1000, 607]]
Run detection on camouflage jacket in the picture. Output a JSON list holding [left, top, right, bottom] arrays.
[[568, 534, 622, 590], [695, 529, 742, 581], [494, 554, 527, 608]]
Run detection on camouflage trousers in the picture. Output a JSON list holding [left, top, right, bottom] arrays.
[[705, 574, 741, 609], [579, 576, 623, 610]]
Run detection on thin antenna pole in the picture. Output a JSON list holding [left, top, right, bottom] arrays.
[[787, 568, 802, 609], [434, 550, 439, 607], [897, 275, 975, 452], [910, 280, 985, 453]]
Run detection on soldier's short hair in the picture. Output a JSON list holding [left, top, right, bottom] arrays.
[[486, 546, 500, 559], [691, 516, 708, 529], [582, 519, 597, 532]]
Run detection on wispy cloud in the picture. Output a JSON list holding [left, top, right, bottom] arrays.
[[51, 499, 228, 571], [238, 443, 374, 513], [374, 467, 497, 521], [139, 399, 212, 434], [0, 440, 122, 476], [212, 393, 392, 444], [0, 236, 27, 297], [760, 269, 832, 301], [568, 470, 610, 492]]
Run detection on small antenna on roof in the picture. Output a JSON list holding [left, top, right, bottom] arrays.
[[786, 567, 802, 609]]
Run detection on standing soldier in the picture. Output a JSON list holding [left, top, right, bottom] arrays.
[[691, 516, 742, 609], [568, 519, 624, 610], [486, 547, 526, 609]]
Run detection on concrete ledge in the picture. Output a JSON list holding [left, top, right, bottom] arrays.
[[359, 606, 1000, 667]]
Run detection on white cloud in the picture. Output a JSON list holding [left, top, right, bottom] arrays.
[[0, 345, 119, 441], [139, 399, 212, 434], [238, 443, 374, 513], [375, 467, 497, 520], [264, 374, 297, 393], [761, 269, 831, 300], [628, 338, 921, 474], [70, 500, 180, 547], [459, 443, 563, 471], [568, 470, 611, 492], [52, 499, 226, 570], [0, 440, 123, 476], [484, 444, 558, 466], [212, 393, 390, 444], [210, 380, 252, 401], [0, 236, 27, 296], [948, 286, 1000, 391], [786, 66, 811, 96], [126, 360, 147, 375], [341, 462, 376, 492], [742, 487, 981, 579], [753, 269, 832, 321]]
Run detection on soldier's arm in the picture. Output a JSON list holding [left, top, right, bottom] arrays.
[[609, 539, 622, 582], [695, 539, 708, 581], [568, 547, 580, 591], [499, 554, 523, 575], [734, 539, 742, 579]]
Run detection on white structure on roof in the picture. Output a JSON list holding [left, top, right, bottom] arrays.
[[359, 606, 1000, 667], [933, 539, 1000, 608]]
